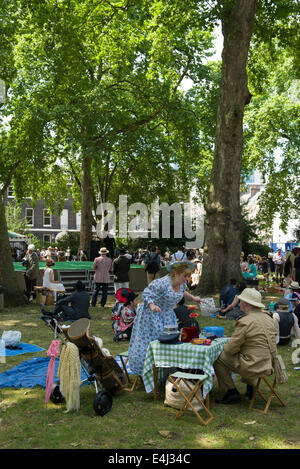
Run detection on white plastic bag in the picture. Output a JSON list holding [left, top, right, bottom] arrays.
[[1, 330, 22, 347], [200, 298, 218, 316], [164, 378, 203, 412]]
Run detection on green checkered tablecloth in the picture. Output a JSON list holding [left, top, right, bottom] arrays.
[[143, 337, 229, 398]]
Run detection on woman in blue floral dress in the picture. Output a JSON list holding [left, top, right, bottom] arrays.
[[128, 262, 202, 377]]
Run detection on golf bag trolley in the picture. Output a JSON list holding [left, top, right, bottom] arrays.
[[41, 314, 128, 416]]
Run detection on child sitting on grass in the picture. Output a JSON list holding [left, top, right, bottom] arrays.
[[112, 289, 139, 341]]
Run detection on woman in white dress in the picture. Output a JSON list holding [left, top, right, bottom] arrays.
[[43, 259, 65, 301]]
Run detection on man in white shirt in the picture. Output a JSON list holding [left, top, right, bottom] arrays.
[[273, 248, 285, 284], [171, 246, 187, 263]]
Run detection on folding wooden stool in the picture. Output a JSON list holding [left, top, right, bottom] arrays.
[[248, 376, 287, 414], [168, 371, 214, 426], [118, 350, 143, 392]]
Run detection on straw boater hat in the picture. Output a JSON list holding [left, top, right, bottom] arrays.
[[237, 288, 265, 309], [99, 247, 109, 254]]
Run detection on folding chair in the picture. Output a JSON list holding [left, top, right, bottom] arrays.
[[168, 371, 214, 426], [118, 350, 143, 392], [248, 376, 287, 414]]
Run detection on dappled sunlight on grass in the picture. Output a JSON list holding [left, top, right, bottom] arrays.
[[0, 320, 23, 327], [195, 434, 226, 448], [256, 436, 291, 449], [1, 294, 300, 449]]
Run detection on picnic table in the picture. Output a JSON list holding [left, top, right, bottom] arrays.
[[143, 337, 230, 399]]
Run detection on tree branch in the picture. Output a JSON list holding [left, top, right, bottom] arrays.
[[0, 160, 21, 196], [92, 58, 192, 144], [64, 156, 82, 191]]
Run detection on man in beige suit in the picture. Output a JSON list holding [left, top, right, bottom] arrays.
[[214, 288, 277, 404]]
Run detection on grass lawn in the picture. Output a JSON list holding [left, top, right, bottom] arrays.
[[0, 290, 299, 450]]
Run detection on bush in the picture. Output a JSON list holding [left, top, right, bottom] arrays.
[[55, 231, 80, 256], [244, 242, 270, 258]]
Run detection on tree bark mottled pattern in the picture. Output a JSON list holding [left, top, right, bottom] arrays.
[[0, 196, 24, 306], [198, 0, 258, 294]]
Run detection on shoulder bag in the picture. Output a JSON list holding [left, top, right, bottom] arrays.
[[260, 319, 288, 384]]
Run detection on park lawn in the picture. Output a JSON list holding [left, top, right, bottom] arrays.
[[0, 292, 299, 450]]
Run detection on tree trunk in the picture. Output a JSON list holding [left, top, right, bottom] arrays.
[[0, 195, 25, 306], [79, 154, 94, 254], [197, 0, 258, 295]]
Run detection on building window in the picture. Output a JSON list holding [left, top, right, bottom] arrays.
[[43, 209, 52, 227], [43, 234, 51, 245], [25, 208, 34, 226], [60, 209, 68, 230], [7, 185, 14, 198], [76, 213, 81, 230]]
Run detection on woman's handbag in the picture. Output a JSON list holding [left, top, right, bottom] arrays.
[[272, 354, 288, 384]]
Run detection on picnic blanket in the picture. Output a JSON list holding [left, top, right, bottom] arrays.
[[0, 357, 84, 389], [0, 355, 133, 389], [0, 342, 44, 357]]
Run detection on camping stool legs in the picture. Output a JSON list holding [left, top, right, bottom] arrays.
[[119, 351, 143, 392], [168, 372, 214, 426], [125, 374, 144, 392], [119, 352, 131, 384], [248, 376, 287, 414]]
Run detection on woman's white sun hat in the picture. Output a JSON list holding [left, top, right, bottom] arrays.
[[166, 261, 195, 272], [237, 288, 265, 309]]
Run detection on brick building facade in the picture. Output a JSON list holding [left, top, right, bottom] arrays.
[[4, 185, 81, 247]]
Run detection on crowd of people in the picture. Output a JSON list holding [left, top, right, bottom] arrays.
[[21, 240, 300, 406], [240, 246, 300, 285], [12, 245, 72, 263]]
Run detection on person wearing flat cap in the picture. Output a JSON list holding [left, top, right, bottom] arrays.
[[91, 247, 112, 307], [213, 288, 278, 404], [272, 297, 300, 346], [128, 260, 203, 379]]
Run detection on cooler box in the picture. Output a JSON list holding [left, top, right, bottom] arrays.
[[202, 326, 224, 338]]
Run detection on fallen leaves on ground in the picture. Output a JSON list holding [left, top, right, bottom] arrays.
[[158, 430, 173, 439]]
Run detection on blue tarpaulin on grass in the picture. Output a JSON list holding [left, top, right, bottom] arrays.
[[0, 355, 133, 389], [0, 357, 61, 389], [0, 342, 44, 357]]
